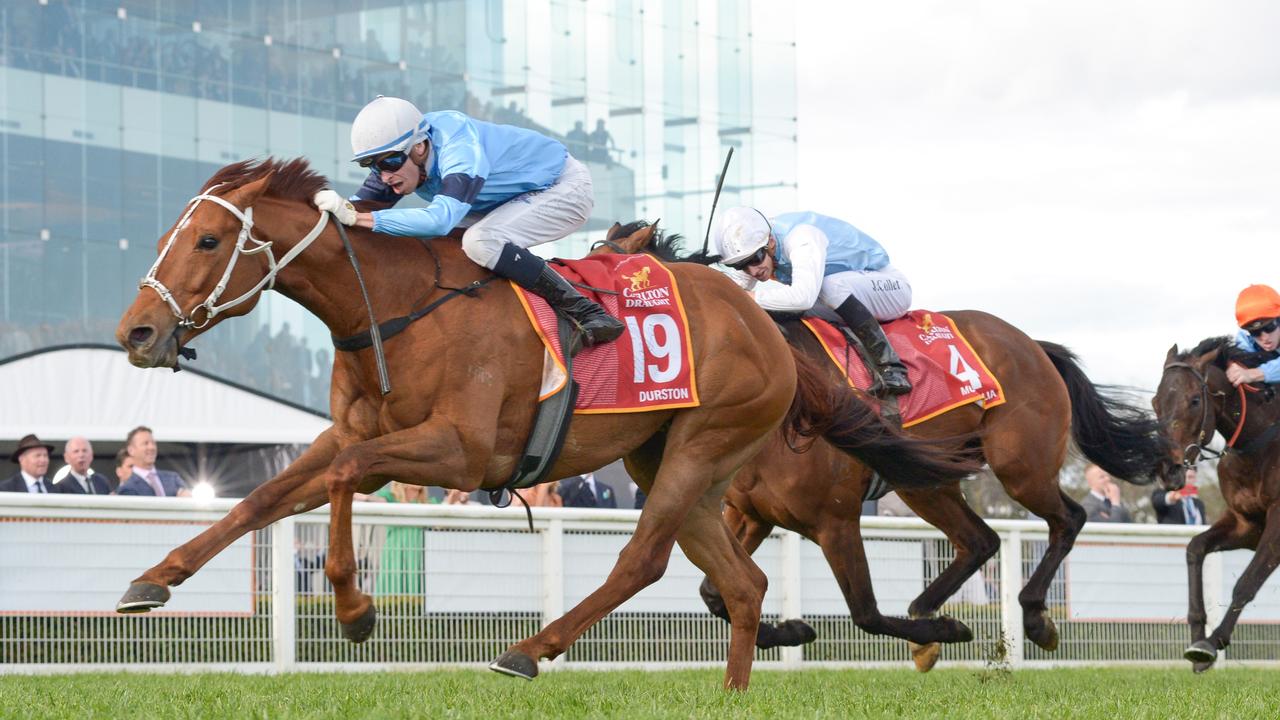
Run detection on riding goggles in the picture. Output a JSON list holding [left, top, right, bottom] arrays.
[[726, 247, 769, 272], [358, 151, 409, 173], [1246, 318, 1279, 338]]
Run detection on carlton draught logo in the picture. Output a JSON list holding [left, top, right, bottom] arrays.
[[916, 312, 956, 345], [622, 264, 672, 308]]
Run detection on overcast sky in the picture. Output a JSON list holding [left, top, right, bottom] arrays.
[[793, 1, 1280, 390]]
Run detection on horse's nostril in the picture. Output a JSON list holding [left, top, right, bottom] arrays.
[[128, 326, 155, 348]]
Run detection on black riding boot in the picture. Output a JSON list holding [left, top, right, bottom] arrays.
[[493, 244, 624, 350], [834, 296, 911, 396]]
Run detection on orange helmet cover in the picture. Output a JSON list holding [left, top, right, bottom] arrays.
[[1235, 284, 1280, 328]]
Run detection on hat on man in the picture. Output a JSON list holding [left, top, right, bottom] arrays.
[[1235, 284, 1280, 330], [10, 434, 55, 463]]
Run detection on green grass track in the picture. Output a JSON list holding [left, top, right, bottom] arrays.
[[1, 667, 1277, 719]]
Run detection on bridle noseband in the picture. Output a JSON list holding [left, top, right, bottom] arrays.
[[141, 187, 329, 329]]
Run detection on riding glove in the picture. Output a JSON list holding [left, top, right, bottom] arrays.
[[313, 190, 357, 226]]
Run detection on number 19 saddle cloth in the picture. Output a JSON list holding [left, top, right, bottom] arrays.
[[802, 311, 1006, 428], [512, 254, 700, 413]]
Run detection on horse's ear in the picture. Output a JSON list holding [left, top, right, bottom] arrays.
[[1192, 345, 1222, 371], [639, 219, 661, 244], [1165, 344, 1179, 362], [227, 174, 273, 209], [606, 222, 623, 241]]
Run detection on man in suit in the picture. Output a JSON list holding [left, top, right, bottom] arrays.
[[557, 472, 617, 508], [1, 434, 56, 493], [1079, 463, 1132, 523], [52, 436, 112, 495], [117, 426, 189, 497], [1153, 467, 1208, 525]]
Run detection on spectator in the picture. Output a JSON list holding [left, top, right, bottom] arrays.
[[565, 120, 589, 159], [443, 488, 471, 505], [372, 482, 426, 595], [876, 491, 916, 517], [117, 426, 190, 497], [558, 472, 617, 508], [1079, 464, 1131, 523], [52, 436, 110, 495], [114, 447, 135, 490], [522, 481, 563, 508], [588, 118, 616, 164], [1152, 467, 1207, 525], [1, 434, 56, 493], [633, 487, 646, 509]]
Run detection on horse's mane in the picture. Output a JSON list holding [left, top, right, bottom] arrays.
[[618, 220, 719, 266], [200, 157, 329, 203], [1181, 335, 1279, 370]]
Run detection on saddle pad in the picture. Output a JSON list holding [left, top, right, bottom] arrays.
[[802, 310, 1005, 427], [512, 253, 700, 413]]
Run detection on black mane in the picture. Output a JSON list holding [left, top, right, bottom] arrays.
[[622, 221, 719, 266], [1182, 335, 1279, 370]]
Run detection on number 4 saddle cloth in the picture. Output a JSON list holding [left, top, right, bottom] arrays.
[[511, 254, 700, 413], [802, 311, 1006, 428]]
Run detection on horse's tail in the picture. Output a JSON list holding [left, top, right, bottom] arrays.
[[1037, 340, 1167, 485], [784, 347, 982, 489]]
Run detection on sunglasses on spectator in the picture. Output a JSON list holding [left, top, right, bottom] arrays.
[[1247, 319, 1279, 338], [358, 151, 409, 173], [726, 247, 770, 272]]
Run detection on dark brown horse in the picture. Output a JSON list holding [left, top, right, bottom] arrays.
[[1154, 337, 1280, 672], [598, 223, 1167, 670], [111, 159, 980, 690]]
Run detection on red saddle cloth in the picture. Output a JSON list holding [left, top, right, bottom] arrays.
[[512, 254, 700, 413], [802, 311, 1006, 427]]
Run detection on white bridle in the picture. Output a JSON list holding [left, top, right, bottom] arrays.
[[140, 188, 330, 329]]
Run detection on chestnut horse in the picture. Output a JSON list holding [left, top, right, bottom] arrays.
[[1154, 337, 1280, 672], [112, 159, 981, 690], [597, 223, 1167, 670]]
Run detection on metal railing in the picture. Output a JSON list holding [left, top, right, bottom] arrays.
[[1, 494, 1276, 673]]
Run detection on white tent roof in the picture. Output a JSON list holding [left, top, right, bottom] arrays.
[[0, 345, 330, 444]]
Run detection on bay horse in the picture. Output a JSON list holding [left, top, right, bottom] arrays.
[[597, 222, 1168, 670], [111, 159, 981, 690], [1154, 337, 1280, 672]]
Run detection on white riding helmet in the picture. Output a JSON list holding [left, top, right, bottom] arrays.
[[350, 96, 430, 162], [712, 206, 773, 265]]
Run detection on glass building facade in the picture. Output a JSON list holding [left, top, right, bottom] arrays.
[[0, 0, 797, 414]]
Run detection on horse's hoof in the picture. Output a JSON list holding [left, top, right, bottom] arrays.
[[490, 649, 538, 680], [941, 615, 974, 644], [908, 641, 942, 673], [1184, 640, 1217, 665], [1026, 613, 1059, 652], [116, 582, 170, 614], [757, 618, 816, 649], [1191, 659, 1215, 674], [340, 604, 377, 644]]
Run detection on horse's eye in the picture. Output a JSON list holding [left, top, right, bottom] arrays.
[[1189, 396, 1201, 407], [197, 234, 219, 250]]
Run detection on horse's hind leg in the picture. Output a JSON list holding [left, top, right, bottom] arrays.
[[676, 492, 770, 689], [118, 431, 341, 612], [814, 514, 974, 648], [895, 483, 1000, 671]]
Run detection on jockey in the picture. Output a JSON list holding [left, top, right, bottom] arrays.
[[712, 207, 912, 396], [313, 96, 623, 348], [1228, 284, 1280, 387]]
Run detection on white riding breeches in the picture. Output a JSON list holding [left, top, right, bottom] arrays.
[[818, 264, 912, 321], [461, 155, 594, 269]]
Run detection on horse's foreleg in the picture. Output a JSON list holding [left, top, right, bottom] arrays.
[[320, 420, 476, 643], [698, 503, 771, 620], [117, 430, 342, 613], [1186, 512, 1258, 650], [1004, 487, 1086, 652], [1186, 507, 1276, 669]]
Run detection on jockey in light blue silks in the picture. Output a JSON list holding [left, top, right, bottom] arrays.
[[313, 96, 623, 347], [711, 207, 913, 396]]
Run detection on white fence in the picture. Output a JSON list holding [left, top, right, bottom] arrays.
[[1, 494, 1278, 673]]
